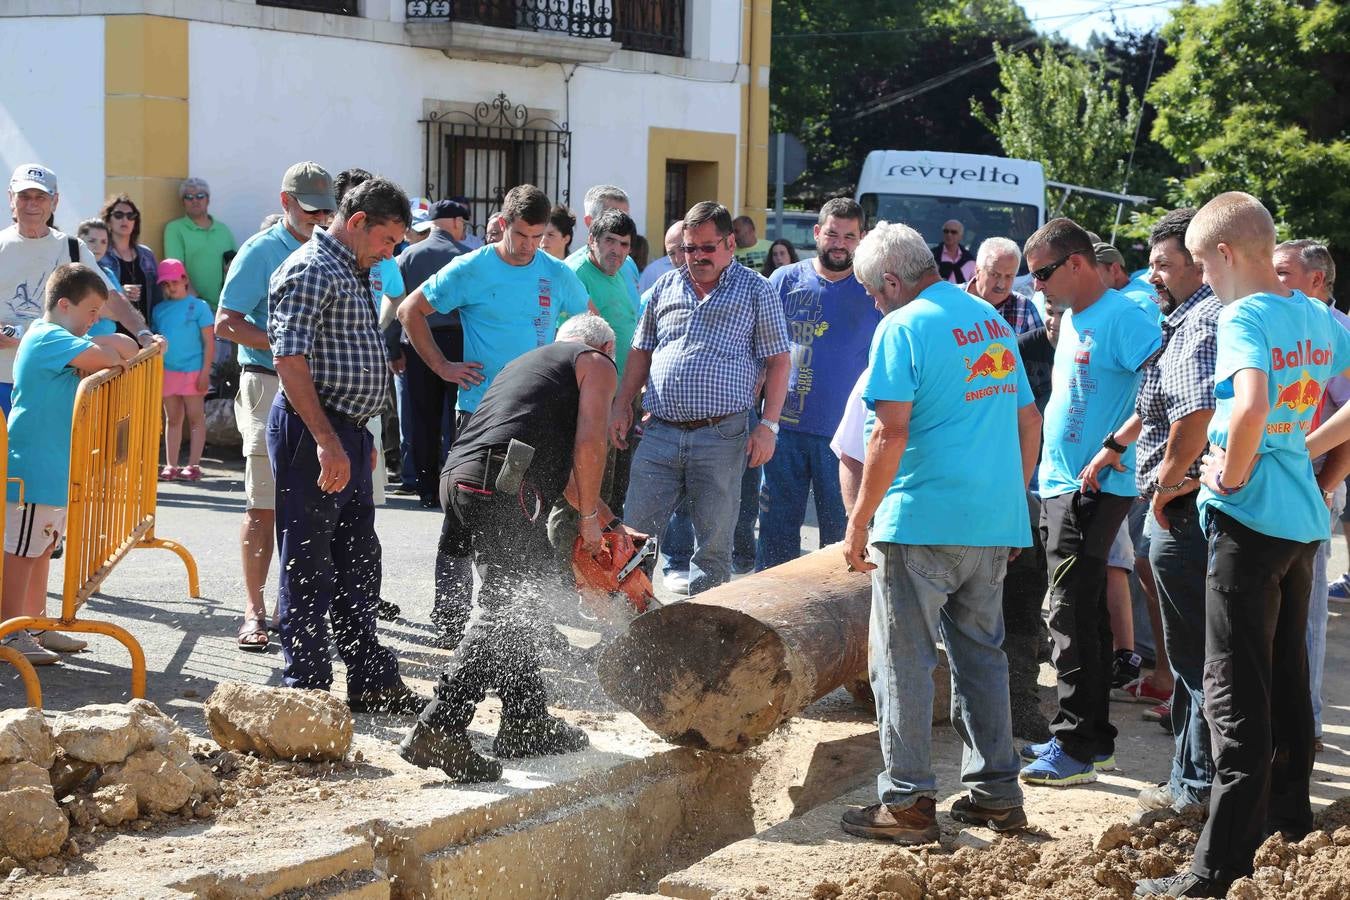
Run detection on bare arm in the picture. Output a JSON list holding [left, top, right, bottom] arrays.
[[101, 289, 151, 343], [1215, 368, 1268, 488], [396, 289, 483, 388], [842, 400, 911, 572], [1018, 403, 1042, 488], [1079, 412, 1142, 492], [569, 352, 619, 553], [609, 347, 652, 449], [839, 453, 863, 510], [214, 307, 270, 351], [747, 351, 791, 468]]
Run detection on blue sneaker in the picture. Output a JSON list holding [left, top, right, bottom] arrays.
[[1019, 739, 1116, 770], [1329, 574, 1350, 603], [1020, 741, 1097, 786]]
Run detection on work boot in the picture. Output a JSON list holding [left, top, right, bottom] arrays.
[[949, 796, 1029, 833], [348, 684, 429, 716], [493, 714, 589, 759], [1004, 632, 1050, 742], [399, 723, 503, 783], [840, 797, 939, 844]]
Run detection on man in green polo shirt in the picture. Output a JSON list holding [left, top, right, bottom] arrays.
[[564, 208, 636, 374], [163, 176, 236, 309]]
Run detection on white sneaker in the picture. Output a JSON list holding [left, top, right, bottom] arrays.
[[34, 630, 87, 653], [2, 630, 60, 665], [663, 569, 691, 595]]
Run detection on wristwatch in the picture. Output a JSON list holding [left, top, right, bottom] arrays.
[[761, 419, 780, 436], [1102, 432, 1127, 454]]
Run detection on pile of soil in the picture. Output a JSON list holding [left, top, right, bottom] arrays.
[[808, 798, 1350, 900]]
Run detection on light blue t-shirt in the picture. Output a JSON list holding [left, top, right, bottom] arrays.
[[863, 280, 1035, 548], [7, 321, 95, 506], [421, 245, 590, 412], [369, 257, 404, 303], [1121, 277, 1162, 322], [1198, 291, 1350, 543], [218, 221, 302, 369], [1039, 288, 1162, 498], [151, 295, 214, 372]]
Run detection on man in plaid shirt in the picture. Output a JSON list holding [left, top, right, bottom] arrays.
[[1080, 208, 1219, 818], [609, 201, 790, 594], [267, 177, 424, 715], [965, 236, 1043, 336]]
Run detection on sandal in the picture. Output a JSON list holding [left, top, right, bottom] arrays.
[[159, 465, 180, 481], [237, 618, 269, 653], [179, 465, 202, 481]]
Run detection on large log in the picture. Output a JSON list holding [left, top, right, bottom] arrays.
[[595, 544, 873, 752]]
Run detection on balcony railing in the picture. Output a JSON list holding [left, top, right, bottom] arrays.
[[405, 0, 686, 56], [259, 0, 359, 15]]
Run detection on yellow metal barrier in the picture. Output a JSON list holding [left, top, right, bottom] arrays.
[[0, 342, 199, 707]]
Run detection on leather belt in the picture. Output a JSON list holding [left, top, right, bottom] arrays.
[[281, 397, 371, 430], [655, 411, 744, 431], [241, 364, 276, 376]]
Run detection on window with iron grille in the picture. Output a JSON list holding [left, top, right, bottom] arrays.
[[420, 94, 571, 236], [404, 0, 687, 57]]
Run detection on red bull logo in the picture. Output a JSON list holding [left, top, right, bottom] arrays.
[[964, 342, 1017, 383], [1275, 370, 1322, 414]]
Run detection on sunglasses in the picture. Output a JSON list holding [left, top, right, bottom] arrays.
[[679, 239, 729, 256], [109, 209, 139, 221], [1030, 254, 1073, 283], [182, 192, 208, 201]]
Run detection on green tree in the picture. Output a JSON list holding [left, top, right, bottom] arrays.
[[1148, 0, 1350, 294], [973, 43, 1142, 236]]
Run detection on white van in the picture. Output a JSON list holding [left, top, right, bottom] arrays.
[[855, 150, 1046, 265]]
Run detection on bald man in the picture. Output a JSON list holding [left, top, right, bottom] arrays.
[[638, 221, 686, 293]]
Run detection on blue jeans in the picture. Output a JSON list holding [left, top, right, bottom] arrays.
[[1309, 538, 1331, 738], [756, 430, 848, 570], [869, 541, 1023, 810], [663, 503, 693, 573], [1145, 501, 1214, 807], [624, 412, 752, 594], [394, 372, 417, 491]]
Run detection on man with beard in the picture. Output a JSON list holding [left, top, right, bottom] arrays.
[[757, 198, 880, 569]]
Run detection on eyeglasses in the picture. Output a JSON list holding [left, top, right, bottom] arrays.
[[182, 192, 208, 201], [109, 210, 139, 221], [679, 239, 729, 256], [943, 228, 961, 235], [1030, 254, 1073, 283]]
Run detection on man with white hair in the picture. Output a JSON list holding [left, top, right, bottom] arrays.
[[163, 176, 236, 311], [400, 313, 619, 783], [967, 237, 1042, 335], [839, 220, 1042, 844]]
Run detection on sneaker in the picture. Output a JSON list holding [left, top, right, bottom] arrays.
[[1020, 741, 1097, 786], [399, 723, 503, 783], [1143, 699, 1171, 722], [347, 684, 429, 716], [950, 796, 1028, 832], [1111, 649, 1142, 689], [1137, 782, 1175, 812], [1133, 871, 1226, 898], [840, 797, 939, 844], [1328, 573, 1350, 603], [389, 484, 419, 496], [1113, 675, 1170, 703], [1020, 739, 1116, 771], [663, 569, 691, 595], [34, 630, 87, 653], [1, 630, 60, 666], [493, 714, 589, 759]]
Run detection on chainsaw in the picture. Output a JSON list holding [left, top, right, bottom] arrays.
[[571, 529, 661, 625]]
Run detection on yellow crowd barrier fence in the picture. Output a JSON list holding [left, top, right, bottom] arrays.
[[0, 342, 199, 707]]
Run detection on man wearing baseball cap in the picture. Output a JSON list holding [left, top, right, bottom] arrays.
[[215, 160, 335, 653], [1094, 241, 1160, 320], [1, 164, 153, 414]]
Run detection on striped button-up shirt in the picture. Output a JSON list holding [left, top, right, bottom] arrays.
[[635, 261, 791, 421], [1134, 284, 1220, 493], [268, 227, 389, 421]]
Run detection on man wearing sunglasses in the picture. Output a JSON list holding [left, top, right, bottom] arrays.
[[610, 201, 791, 595], [163, 177, 236, 313], [932, 219, 976, 284], [1018, 218, 1162, 788]]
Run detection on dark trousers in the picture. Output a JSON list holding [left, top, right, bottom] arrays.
[[404, 327, 461, 502], [419, 478, 552, 732], [1147, 497, 1214, 807], [1041, 490, 1133, 761], [1192, 510, 1318, 884], [1003, 493, 1048, 706], [266, 399, 400, 694]]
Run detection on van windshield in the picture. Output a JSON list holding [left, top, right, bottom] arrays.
[[859, 193, 1041, 269]]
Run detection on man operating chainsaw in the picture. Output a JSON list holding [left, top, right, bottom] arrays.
[[400, 313, 640, 782]]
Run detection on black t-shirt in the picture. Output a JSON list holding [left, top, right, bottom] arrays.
[[397, 230, 468, 330], [442, 341, 614, 506], [1017, 326, 1055, 413]]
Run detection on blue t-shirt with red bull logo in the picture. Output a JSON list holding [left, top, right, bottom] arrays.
[[1039, 288, 1162, 499], [1198, 290, 1350, 543], [862, 279, 1034, 548]]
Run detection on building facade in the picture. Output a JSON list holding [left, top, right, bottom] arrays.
[[0, 0, 771, 255]]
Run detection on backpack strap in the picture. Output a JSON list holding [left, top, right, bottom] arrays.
[[68, 236, 80, 264]]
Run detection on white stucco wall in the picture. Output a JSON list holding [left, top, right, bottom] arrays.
[[0, 17, 106, 233], [188, 21, 742, 244]]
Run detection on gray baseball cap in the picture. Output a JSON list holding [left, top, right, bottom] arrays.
[[10, 164, 57, 196], [281, 161, 335, 212], [1093, 241, 1126, 267]]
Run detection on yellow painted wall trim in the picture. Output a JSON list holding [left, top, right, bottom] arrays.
[[645, 127, 737, 241], [738, 0, 771, 233], [105, 15, 189, 259]]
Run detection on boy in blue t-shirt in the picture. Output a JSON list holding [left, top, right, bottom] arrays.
[[1133, 193, 1350, 898], [0, 264, 137, 664]]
